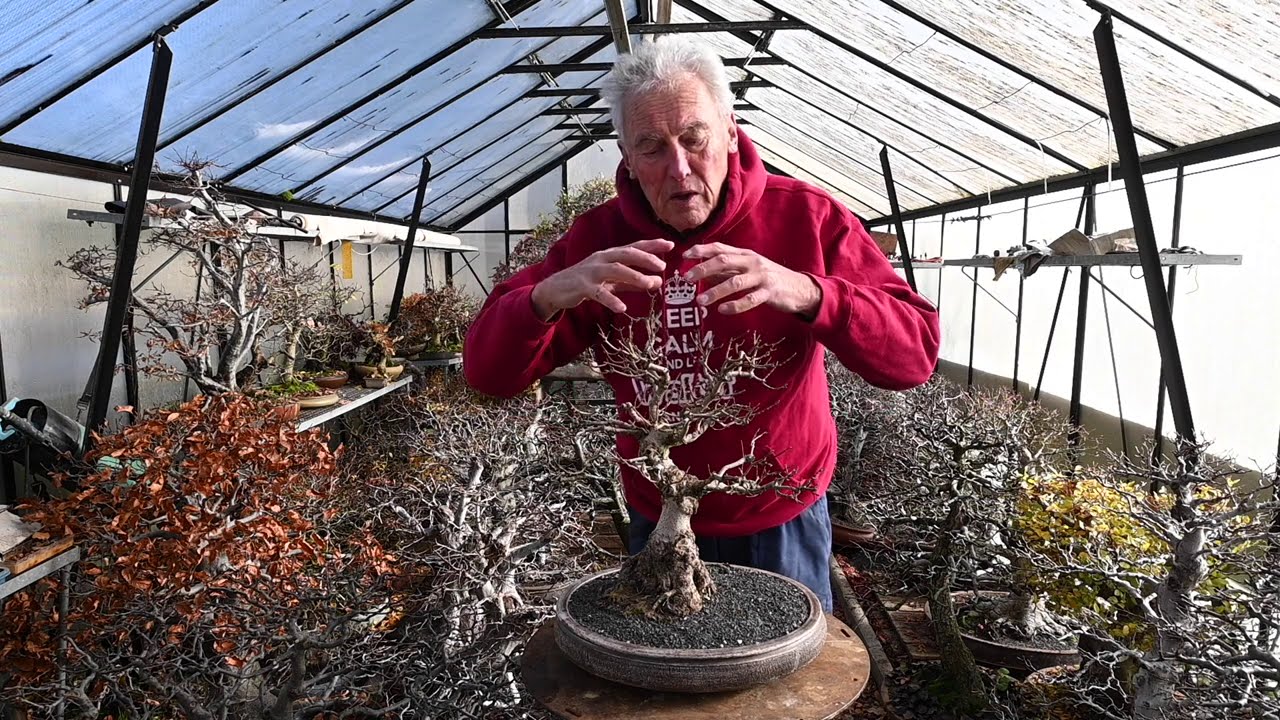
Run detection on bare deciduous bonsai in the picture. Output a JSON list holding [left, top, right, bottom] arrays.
[[582, 310, 805, 619], [491, 178, 616, 286]]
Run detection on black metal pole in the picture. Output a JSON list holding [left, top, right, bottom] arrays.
[[113, 183, 140, 424], [1013, 197, 1028, 392], [1068, 189, 1097, 450], [445, 252, 455, 287], [1095, 13, 1195, 444], [367, 250, 375, 320], [84, 37, 172, 443], [936, 213, 946, 310], [1152, 165, 1186, 463], [503, 199, 512, 262], [966, 213, 982, 388], [388, 157, 431, 323], [880, 146, 917, 292]]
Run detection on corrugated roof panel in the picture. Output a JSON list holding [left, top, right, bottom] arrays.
[[0, 0, 201, 131], [888, 0, 1280, 146], [689, 0, 776, 22], [751, 142, 882, 218], [431, 133, 581, 227], [231, 17, 612, 195], [745, 87, 971, 203], [746, 124, 891, 215]]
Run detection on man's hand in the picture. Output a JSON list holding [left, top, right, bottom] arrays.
[[681, 243, 822, 318], [531, 238, 674, 320]]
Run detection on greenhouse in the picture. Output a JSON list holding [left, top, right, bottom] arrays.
[[0, 0, 1277, 718]]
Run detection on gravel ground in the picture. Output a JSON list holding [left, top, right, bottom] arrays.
[[567, 563, 809, 649]]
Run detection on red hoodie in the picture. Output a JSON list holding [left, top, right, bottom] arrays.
[[463, 128, 939, 536]]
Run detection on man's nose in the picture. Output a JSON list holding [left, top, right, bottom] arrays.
[[667, 146, 691, 179]]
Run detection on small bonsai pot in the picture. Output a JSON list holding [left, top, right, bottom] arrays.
[[925, 590, 1081, 673], [311, 370, 348, 389], [554, 564, 827, 693], [296, 392, 340, 409], [352, 361, 404, 380], [363, 376, 389, 389]]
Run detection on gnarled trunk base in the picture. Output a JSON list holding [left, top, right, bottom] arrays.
[[609, 498, 715, 619]]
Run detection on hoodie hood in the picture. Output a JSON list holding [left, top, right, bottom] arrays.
[[613, 124, 767, 244]]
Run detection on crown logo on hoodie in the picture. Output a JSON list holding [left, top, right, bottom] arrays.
[[665, 275, 697, 306]]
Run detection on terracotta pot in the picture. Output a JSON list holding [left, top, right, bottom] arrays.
[[554, 564, 827, 693], [296, 392, 340, 409], [311, 370, 348, 389], [924, 590, 1081, 673]]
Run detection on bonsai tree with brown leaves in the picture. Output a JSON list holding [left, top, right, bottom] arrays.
[[583, 309, 803, 619], [391, 285, 479, 355]]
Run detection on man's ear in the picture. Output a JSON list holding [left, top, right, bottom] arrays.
[[727, 115, 739, 154], [617, 140, 635, 178]]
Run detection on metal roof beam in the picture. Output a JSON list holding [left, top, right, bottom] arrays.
[[444, 142, 596, 230], [216, 4, 590, 184], [475, 20, 804, 38], [677, 0, 1018, 189], [0, 0, 225, 136], [541, 102, 755, 115], [527, 79, 771, 97], [155, 0, 420, 154], [1085, 0, 1280, 109], [748, 0, 1090, 172], [499, 56, 784, 73], [301, 36, 616, 204], [868, 0, 1176, 149], [656, 0, 672, 25]]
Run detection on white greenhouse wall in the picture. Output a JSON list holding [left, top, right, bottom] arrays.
[[890, 150, 1280, 472]]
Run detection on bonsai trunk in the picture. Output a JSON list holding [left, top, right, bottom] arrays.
[[281, 326, 303, 383], [992, 556, 1073, 641], [927, 500, 988, 713], [610, 495, 716, 619]]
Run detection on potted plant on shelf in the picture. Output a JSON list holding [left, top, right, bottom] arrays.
[[553, 309, 827, 693], [390, 285, 478, 362], [350, 321, 403, 388], [259, 376, 340, 413]]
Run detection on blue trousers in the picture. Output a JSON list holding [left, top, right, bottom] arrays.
[[625, 495, 834, 613]]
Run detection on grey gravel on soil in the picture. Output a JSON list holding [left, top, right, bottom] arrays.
[[567, 564, 808, 649]]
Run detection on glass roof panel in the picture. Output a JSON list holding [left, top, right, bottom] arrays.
[[431, 133, 582, 227], [0, 0, 201, 130], [3, 0, 448, 162], [232, 19, 611, 195], [746, 124, 890, 215], [752, 143, 881, 219]]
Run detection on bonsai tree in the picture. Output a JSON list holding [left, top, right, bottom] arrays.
[[491, 177, 615, 285], [861, 378, 1074, 712], [583, 309, 803, 619], [59, 161, 292, 394], [391, 285, 479, 355], [267, 263, 358, 384], [1040, 442, 1280, 720]]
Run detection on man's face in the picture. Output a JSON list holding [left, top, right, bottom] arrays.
[[619, 74, 738, 232]]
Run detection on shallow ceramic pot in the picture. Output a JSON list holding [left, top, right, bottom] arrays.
[[925, 590, 1081, 674], [311, 370, 348, 389], [296, 392, 340, 409], [352, 363, 404, 380], [554, 564, 827, 693]]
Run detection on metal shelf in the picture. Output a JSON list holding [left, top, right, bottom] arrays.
[[890, 260, 944, 270], [408, 355, 462, 369], [296, 377, 412, 431], [66, 208, 321, 241], [0, 546, 80, 601], [943, 253, 1242, 268]]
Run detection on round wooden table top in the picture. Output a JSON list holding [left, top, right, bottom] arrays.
[[521, 614, 871, 720]]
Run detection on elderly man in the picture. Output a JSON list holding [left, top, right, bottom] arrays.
[[463, 36, 939, 611]]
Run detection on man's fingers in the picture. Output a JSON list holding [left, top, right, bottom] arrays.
[[718, 289, 770, 315], [682, 242, 742, 260], [589, 286, 628, 313], [627, 238, 676, 254], [600, 262, 663, 292], [683, 253, 745, 283], [601, 246, 668, 273], [696, 272, 760, 306]]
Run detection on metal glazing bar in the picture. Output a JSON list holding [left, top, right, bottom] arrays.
[[554, 121, 611, 130], [504, 199, 512, 261], [367, 251, 375, 320], [674, 0, 1010, 191], [749, 0, 1088, 171], [218, 10, 590, 184], [880, 147, 916, 291], [476, 20, 806, 38], [1086, 0, 1280, 109], [112, 183, 140, 426], [157, 0, 417, 152], [0, 1, 223, 136], [459, 253, 492, 297], [1013, 197, 1028, 391], [527, 79, 772, 97], [388, 158, 431, 323], [1152, 164, 1185, 464], [1095, 13, 1195, 443], [313, 37, 616, 204], [499, 56, 785, 73], [656, 0, 672, 24], [870, 0, 1175, 149], [445, 141, 595, 229], [1068, 189, 1097, 450], [936, 212, 946, 310], [966, 213, 982, 388], [84, 37, 172, 443]]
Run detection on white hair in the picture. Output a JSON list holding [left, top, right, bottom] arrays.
[[599, 35, 736, 144]]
